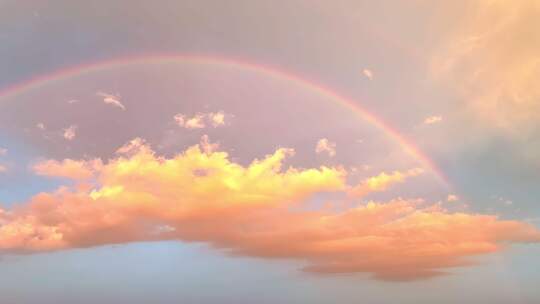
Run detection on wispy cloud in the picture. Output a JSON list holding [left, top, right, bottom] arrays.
[[33, 158, 102, 180], [36, 123, 46, 130], [362, 68, 374, 80], [97, 92, 126, 110], [424, 115, 443, 125], [349, 168, 424, 198], [447, 194, 459, 202], [431, 0, 540, 133], [0, 148, 7, 156]]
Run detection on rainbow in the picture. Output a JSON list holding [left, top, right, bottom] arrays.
[[0, 53, 450, 187]]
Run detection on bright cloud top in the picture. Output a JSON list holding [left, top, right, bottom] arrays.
[[33, 158, 103, 180], [0, 138, 538, 281]]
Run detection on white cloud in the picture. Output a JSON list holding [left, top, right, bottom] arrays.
[[362, 68, 374, 80], [36, 123, 46, 130], [97, 92, 126, 110], [63, 125, 77, 141], [447, 194, 459, 202], [174, 111, 229, 129], [424, 115, 443, 125], [315, 138, 337, 157]]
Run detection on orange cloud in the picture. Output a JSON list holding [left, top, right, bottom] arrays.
[[348, 168, 424, 198], [1, 139, 539, 281], [32, 158, 103, 180], [432, 0, 540, 132]]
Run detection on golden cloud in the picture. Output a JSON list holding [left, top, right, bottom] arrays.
[[432, 1, 540, 132], [348, 168, 424, 198], [1, 138, 539, 281]]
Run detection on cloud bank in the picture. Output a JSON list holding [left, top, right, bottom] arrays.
[[0, 138, 538, 281]]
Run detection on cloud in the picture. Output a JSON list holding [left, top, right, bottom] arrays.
[[32, 158, 102, 180], [447, 194, 459, 202], [0, 165, 7, 173], [208, 111, 226, 127], [97, 92, 126, 110], [432, 1, 540, 133], [115, 137, 149, 156], [185, 114, 205, 129], [174, 111, 229, 129], [63, 125, 77, 141], [362, 68, 373, 80], [36, 123, 46, 130], [315, 138, 337, 157], [0, 139, 538, 281], [424, 116, 443, 125], [199, 134, 219, 154], [0, 148, 7, 156], [349, 168, 424, 198]]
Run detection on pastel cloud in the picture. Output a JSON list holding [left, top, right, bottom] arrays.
[[447, 194, 459, 202], [362, 68, 373, 80], [432, 0, 540, 132], [0, 148, 7, 156], [0, 139, 538, 281], [424, 116, 443, 125], [0, 165, 7, 173], [32, 158, 103, 180], [208, 111, 226, 127], [63, 125, 77, 140], [174, 111, 229, 129], [36, 123, 46, 130], [316, 138, 337, 157], [349, 168, 424, 198], [97, 92, 126, 110]]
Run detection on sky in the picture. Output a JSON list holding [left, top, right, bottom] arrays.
[[0, 1, 539, 303]]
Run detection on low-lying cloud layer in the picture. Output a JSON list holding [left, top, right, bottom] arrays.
[[1, 138, 539, 281]]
